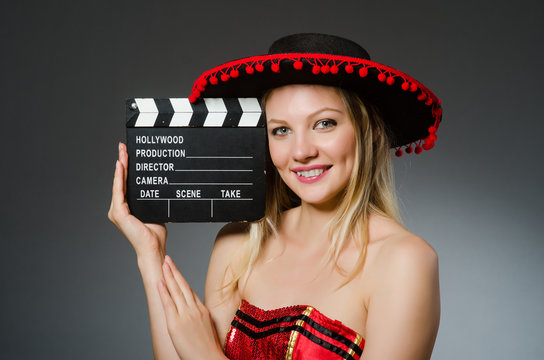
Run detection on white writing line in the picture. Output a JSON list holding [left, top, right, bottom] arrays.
[[186, 156, 253, 159], [169, 182, 253, 185], [174, 169, 252, 172], [137, 198, 254, 201]]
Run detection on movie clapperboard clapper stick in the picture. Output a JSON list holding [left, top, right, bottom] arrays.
[[126, 98, 266, 223]]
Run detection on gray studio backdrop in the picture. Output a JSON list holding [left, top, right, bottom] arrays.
[[1, 0, 542, 359]]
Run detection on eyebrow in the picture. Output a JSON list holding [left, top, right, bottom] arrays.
[[267, 107, 344, 124]]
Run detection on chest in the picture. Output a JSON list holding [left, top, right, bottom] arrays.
[[224, 300, 365, 360], [238, 245, 369, 337]]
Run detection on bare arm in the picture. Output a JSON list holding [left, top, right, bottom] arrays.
[[108, 143, 179, 359], [362, 236, 440, 360], [204, 223, 247, 348], [153, 223, 247, 359], [157, 256, 227, 360]]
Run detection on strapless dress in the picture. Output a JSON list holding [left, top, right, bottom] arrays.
[[224, 299, 365, 360]]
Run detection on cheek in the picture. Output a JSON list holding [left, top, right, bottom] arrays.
[[333, 131, 357, 166], [268, 142, 288, 169]]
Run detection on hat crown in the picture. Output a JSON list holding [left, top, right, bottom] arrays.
[[268, 33, 371, 60]]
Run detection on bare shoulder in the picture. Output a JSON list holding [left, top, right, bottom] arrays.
[[362, 216, 440, 359], [369, 216, 438, 278], [213, 222, 250, 256], [383, 234, 437, 269], [365, 218, 439, 309]]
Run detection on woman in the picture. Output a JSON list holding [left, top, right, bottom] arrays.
[[109, 33, 441, 359]]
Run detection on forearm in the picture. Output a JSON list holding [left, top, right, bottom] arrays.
[[138, 254, 180, 360]]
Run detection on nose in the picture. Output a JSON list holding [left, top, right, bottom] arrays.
[[292, 132, 318, 162]]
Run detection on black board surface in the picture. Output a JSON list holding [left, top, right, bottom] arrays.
[[126, 98, 266, 223]]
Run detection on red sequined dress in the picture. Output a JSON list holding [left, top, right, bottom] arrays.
[[224, 299, 365, 359]]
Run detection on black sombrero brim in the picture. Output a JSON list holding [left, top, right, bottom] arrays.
[[189, 53, 442, 154]]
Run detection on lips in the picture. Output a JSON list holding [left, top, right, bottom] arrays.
[[291, 165, 332, 183], [296, 168, 325, 177]]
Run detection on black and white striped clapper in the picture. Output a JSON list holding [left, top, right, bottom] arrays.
[[126, 98, 266, 223]]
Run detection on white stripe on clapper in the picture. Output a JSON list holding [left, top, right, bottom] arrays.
[[237, 98, 262, 127], [134, 98, 159, 127], [169, 98, 193, 127], [203, 98, 227, 126]]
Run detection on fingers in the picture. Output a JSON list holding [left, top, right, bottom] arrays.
[[162, 261, 190, 313], [166, 256, 197, 304], [162, 256, 199, 309], [109, 161, 124, 221], [109, 143, 129, 224], [157, 279, 178, 319], [119, 142, 129, 189]]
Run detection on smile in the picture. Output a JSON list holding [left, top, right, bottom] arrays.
[[292, 165, 332, 183]]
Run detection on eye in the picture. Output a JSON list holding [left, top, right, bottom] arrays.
[[271, 126, 291, 136], [314, 119, 337, 130]]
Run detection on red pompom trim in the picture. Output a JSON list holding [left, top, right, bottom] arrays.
[[422, 142, 435, 151], [190, 53, 442, 155], [395, 149, 403, 157]]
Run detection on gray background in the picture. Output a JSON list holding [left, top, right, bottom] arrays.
[[1, 0, 542, 359]]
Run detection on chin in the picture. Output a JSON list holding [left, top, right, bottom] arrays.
[[294, 188, 345, 208]]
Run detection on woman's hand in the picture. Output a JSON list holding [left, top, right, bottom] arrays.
[[158, 255, 226, 360], [108, 142, 167, 259]]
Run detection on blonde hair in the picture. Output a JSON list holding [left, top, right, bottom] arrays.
[[223, 87, 399, 295]]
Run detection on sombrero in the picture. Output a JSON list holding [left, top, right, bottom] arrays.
[[189, 33, 442, 156]]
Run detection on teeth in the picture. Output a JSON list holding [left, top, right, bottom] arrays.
[[296, 168, 325, 178]]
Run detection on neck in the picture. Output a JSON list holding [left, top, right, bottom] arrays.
[[279, 200, 340, 251]]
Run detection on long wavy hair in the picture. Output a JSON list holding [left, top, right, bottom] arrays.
[[222, 87, 400, 295]]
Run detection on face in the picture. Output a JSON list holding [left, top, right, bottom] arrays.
[[266, 85, 357, 208]]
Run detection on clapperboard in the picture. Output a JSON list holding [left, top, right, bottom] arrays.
[[126, 98, 266, 223]]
